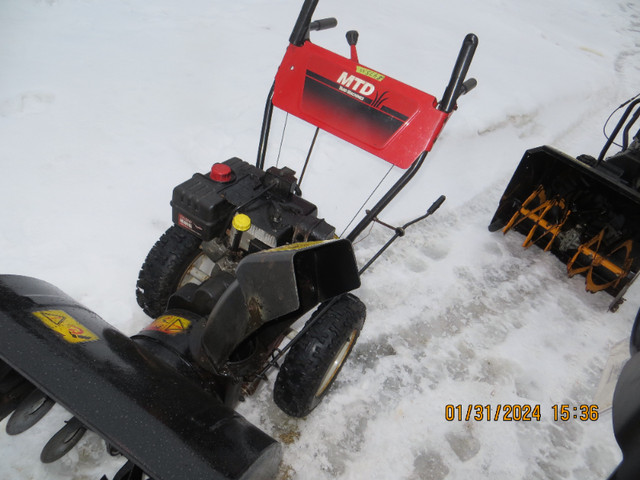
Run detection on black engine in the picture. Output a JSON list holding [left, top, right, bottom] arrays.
[[171, 157, 336, 250]]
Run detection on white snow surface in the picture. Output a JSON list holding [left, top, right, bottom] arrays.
[[1, 0, 639, 479]]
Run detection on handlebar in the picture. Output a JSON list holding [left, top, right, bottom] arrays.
[[439, 33, 478, 113], [290, 1, 477, 113], [289, 0, 337, 46], [289, 0, 319, 46], [597, 98, 640, 164], [310, 17, 337, 32]]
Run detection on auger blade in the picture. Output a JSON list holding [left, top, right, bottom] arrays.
[[6, 388, 55, 435], [40, 417, 87, 464], [568, 229, 634, 293], [0, 377, 35, 422]]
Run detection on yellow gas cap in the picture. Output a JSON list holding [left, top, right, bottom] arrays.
[[232, 213, 251, 232]]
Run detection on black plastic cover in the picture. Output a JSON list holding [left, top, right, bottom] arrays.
[[0, 275, 281, 480], [171, 157, 335, 243], [198, 239, 360, 371]]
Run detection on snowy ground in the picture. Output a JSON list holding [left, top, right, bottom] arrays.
[[1, 0, 639, 479]]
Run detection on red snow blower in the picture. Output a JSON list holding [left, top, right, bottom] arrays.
[[0, 1, 477, 478]]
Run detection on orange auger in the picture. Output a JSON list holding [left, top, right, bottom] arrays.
[[502, 185, 571, 251], [490, 95, 640, 311], [567, 229, 634, 293]]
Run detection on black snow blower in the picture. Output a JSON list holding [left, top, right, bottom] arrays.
[[0, 1, 478, 478], [489, 96, 640, 311]]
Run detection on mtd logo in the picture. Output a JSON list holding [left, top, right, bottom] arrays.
[[336, 71, 375, 99]]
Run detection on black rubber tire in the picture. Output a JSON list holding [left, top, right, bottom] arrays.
[[135, 225, 203, 318], [274, 293, 366, 418]]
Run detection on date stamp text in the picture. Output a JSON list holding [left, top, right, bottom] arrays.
[[444, 404, 599, 422]]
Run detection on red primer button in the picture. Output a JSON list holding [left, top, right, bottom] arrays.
[[210, 163, 233, 182]]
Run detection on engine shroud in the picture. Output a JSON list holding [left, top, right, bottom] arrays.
[[171, 157, 335, 246]]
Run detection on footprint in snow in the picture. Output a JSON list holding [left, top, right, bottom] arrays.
[[0, 92, 55, 117]]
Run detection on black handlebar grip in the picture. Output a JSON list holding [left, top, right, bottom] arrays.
[[289, 0, 320, 46], [310, 17, 338, 32], [460, 78, 477, 96], [427, 195, 446, 215], [346, 30, 359, 46], [439, 33, 478, 113]]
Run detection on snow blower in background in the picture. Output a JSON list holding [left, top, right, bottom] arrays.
[[0, 1, 478, 478], [489, 96, 640, 311]]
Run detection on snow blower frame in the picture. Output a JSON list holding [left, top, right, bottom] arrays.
[[0, 2, 478, 479], [489, 97, 640, 312]]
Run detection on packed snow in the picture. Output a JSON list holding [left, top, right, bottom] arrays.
[[1, 0, 639, 479]]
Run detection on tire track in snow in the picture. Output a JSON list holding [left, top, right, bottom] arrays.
[[238, 175, 627, 480], [359, 182, 625, 480], [614, 1, 640, 89]]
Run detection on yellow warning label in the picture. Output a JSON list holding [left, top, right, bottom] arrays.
[[145, 315, 191, 335], [268, 240, 326, 252], [356, 66, 385, 82], [32, 310, 99, 344]]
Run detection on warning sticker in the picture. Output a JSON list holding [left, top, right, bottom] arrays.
[[268, 240, 326, 252], [356, 66, 385, 82], [145, 315, 191, 335], [32, 310, 99, 344]]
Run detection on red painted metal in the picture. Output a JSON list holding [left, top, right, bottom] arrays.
[[272, 42, 450, 169]]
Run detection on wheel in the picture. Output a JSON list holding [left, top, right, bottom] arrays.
[[273, 293, 366, 418], [136, 225, 210, 318]]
